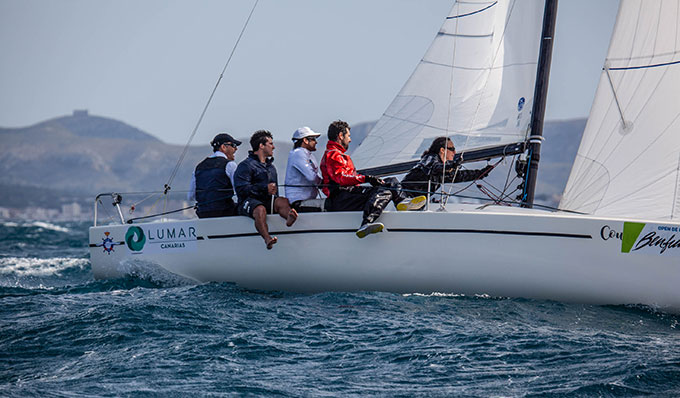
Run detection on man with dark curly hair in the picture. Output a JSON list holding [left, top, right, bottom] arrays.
[[320, 120, 426, 238], [234, 130, 298, 249]]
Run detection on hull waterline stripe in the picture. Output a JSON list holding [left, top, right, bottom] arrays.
[[205, 229, 591, 240], [89, 241, 124, 248], [89, 237, 204, 247], [390, 229, 591, 239], [88, 230, 591, 246]]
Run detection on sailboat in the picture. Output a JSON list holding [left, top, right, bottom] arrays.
[[89, 0, 680, 312]]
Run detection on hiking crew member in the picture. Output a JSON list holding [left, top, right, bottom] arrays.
[[401, 137, 493, 199], [188, 133, 241, 218], [234, 130, 298, 250], [320, 120, 425, 238], [284, 127, 322, 208]]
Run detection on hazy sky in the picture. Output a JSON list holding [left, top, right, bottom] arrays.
[[0, 0, 619, 145]]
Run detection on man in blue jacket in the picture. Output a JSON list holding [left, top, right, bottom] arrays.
[[234, 130, 298, 250], [188, 133, 241, 218]]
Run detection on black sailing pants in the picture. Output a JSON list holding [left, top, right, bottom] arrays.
[[326, 177, 405, 225]]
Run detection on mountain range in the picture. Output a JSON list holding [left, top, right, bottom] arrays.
[[0, 111, 584, 209]]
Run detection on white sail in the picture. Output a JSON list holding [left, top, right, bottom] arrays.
[[561, 0, 680, 220], [352, 0, 545, 169]]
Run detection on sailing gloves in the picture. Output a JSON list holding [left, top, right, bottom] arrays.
[[365, 175, 384, 187], [480, 165, 494, 178]]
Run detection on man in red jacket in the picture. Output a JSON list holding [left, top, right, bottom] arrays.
[[320, 120, 424, 238]]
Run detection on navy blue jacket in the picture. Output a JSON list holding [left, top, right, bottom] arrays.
[[194, 156, 235, 216], [234, 152, 278, 203]]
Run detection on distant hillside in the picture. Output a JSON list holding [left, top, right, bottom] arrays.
[[0, 112, 584, 209], [0, 111, 224, 196], [38, 110, 160, 142]]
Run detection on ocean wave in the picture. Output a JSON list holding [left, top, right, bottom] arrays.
[[403, 292, 465, 298], [1, 221, 71, 232], [114, 257, 197, 287], [0, 277, 177, 298], [403, 292, 500, 299], [0, 256, 88, 276], [28, 221, 71, 233]]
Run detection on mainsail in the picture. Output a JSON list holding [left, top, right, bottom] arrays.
[[352, 0, 545, 170], [560, 0, 680, 220]]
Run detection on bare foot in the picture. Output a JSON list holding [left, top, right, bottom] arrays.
[[266, 236, 278, 250], [286, 209, 298, 227]]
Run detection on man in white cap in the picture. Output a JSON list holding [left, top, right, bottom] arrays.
[[284, 126, 322, 208]]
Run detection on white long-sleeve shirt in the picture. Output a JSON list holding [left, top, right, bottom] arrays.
[[187, 151, 237, 202], [284, 147, 321, 203]]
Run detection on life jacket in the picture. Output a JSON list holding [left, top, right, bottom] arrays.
[[195, 156, 235, 215]]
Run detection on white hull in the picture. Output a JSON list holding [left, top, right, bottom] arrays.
[[89, 205, 680, 312]]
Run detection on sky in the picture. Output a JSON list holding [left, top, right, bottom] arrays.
[[0, 0, 619, 145]]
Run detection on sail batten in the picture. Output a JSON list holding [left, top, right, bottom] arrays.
[[561, 0, 680, 221], [352, 0, 545, 170]]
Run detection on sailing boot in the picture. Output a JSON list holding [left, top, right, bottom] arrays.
[[357, 187, 393, 238], [396, 195, 427, 211], [378, 176, 426, 211], [356, 222, 385, 239]]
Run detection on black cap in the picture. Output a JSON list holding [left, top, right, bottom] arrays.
[[211, 133, 242, 149]]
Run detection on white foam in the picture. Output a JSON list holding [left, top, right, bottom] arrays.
[[403, 292, 466, 298], [2, 222, 19, 227], [403, 292, 498, 299], [29, 221, 71, 233], [0, 257, 88, 276]]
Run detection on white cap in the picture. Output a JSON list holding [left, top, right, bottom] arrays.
[[292, 126, 321, 141]]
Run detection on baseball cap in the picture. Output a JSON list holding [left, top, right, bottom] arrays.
[[211, 132, 242, 148], [292, 126, 321, 141]]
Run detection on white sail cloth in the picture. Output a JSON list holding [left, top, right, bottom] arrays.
[[352, 0, 545, 169], [561, 0, 680, 221]]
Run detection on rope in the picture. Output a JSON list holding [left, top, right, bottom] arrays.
[[442, 0, 520, 209], [446, 158, 502, 198], [441, 1, 461, 209], [127, 204, 196, 224], [116, 181, 583, 224], [163, 0, 260, 193]]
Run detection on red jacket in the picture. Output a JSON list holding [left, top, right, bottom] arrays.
[[320, 141, 366, 196]]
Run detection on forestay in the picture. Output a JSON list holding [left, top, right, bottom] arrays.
[[560, 0, 680, 220], [352, 0, 545, 170]]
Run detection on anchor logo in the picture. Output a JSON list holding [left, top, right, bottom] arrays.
[[99, 231, 118, 254]]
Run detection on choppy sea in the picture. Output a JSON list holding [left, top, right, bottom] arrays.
[[1, 221, 680, 397]]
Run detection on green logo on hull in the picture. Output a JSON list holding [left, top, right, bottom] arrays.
[[621, 222, 645, 253], [125, 226, 146, 251]]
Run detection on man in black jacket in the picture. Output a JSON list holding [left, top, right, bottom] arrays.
[[189, 133, 241, 218], [400, 137, 493, 205], [234, 130, 298, 250]]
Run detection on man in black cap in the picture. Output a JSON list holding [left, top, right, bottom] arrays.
[[188, 132, 242, 218]]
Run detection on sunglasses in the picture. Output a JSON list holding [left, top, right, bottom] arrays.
[[446, 146, 455, 151], [223, 143, 238, 148], [306, 137, 318, 142]]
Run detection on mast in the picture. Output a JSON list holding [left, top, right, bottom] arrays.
[[520, 0, 558, 208]]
